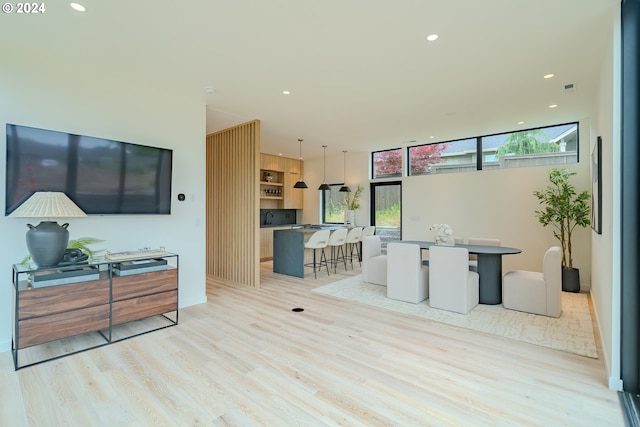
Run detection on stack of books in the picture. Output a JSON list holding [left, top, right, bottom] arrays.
[[29, 266, 100, 288], [112, 258, 168, 276]]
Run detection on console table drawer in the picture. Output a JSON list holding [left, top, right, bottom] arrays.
[[112, 290, 178, 325], [18, 278, 110, 320], [18, 304, 110, 349], [112, 268, 177, 302]]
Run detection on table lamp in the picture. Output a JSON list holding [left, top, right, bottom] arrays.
[[9, 192, 87, 267]]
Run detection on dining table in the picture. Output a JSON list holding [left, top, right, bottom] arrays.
[[399, 240, 522, 305]]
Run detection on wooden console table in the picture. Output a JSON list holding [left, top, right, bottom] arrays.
[[11, 253, 179, 370]]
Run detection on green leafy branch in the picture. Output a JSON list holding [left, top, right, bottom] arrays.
[[343, 185, 364, 210]]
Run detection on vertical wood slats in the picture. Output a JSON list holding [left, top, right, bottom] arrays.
[[206, 120, 260, 288]]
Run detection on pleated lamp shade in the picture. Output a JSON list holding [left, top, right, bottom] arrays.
[[9, 192, 87, 218], [9, 192, 86, 267]]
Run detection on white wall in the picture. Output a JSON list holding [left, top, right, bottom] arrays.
[[402, 153, 592, 282], [590, 6, 621, 390], [0, 44, 208, 352]]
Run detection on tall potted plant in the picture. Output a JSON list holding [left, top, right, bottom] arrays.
[[533, 168, 590, 292], [343, 185, 364, 226]]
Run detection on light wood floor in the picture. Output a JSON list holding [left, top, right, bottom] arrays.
[[1, 261, 624, 426]]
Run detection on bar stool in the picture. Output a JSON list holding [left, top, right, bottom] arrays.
[[361, 226, 375, 238], [326, 228, 348, 273], [303, 229, 330, 278], [345, 227, 363, 268]]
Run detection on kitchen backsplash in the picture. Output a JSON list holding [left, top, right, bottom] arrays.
[[260, 209, 299, 226]]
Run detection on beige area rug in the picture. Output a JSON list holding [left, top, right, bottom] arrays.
[[313, 275, 598, 358]]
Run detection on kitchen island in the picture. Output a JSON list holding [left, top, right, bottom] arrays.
[[273, 226, 348, 278]]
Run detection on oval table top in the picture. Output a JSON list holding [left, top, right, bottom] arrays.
[[396, 240, 522, 255]]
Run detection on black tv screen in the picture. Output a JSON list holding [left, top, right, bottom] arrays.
[[5, 124, 173, 215]]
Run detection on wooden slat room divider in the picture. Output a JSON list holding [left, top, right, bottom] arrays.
[[206, 120, 260, 288]]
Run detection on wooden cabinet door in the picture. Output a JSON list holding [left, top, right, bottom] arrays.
[[260, 228, 274, 260], [283, 158, 304, 209], [260, 154, 285, 172]]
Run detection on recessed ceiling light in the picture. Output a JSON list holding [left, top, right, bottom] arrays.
[[205, 87, 216, 95], [426, 34, 439, 42], [543, 73, 555, 79], [549, 104, 558, 108], [429, 136, 435, 139], [282, 90, 291, 95], [517, 121, 525, 125], [70, 3, 86, 12]]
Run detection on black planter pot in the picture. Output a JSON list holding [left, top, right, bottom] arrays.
[[562, 267, 581, 292]]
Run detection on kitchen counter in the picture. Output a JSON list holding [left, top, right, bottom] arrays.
[[272, 226, 352, 278]]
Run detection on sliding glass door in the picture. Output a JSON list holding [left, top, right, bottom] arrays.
[[370, 181, 401, 251]]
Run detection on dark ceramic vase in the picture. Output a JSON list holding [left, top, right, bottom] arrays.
[[26, 221, 69, 267], [562, 267, 581, 293]]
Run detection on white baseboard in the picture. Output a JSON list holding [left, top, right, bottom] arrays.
[[179, 294, 207, 309], [609, 376, 623, 391]]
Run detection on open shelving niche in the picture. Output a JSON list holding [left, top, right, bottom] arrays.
[[260, 169, 284, 208], [11, 253, 179, 370]]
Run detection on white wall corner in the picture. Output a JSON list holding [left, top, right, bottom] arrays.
[[609, 377, 623, 391]]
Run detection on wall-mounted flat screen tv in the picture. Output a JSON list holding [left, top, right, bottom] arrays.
[[5, 124, 173, 215]]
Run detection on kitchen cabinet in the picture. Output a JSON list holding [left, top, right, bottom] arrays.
[[260, 154, 303, 210], [260, 226, 291, 261], [260, 169, 284, 209], [283, 157, 304, 209]]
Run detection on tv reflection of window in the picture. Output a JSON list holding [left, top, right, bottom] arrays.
[[5, 124, 173, 215]]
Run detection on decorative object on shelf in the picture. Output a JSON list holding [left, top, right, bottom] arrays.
[[430, 223, 455, 246], [9, 192, 87, 268], [263, 171, 274, 182], [344, 210, 356, 227], [339, 150, 351, 193], [533, 168, 590, 292], [105, 246, 169, 261], [67, 237, 106, 260], [318, 145, 330, 191], [18, 236, 105, 266], [293, 139, 308, 189], [343, 184, 364, 226]]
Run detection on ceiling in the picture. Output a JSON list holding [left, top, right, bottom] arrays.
[[2, 0, 618, 160]]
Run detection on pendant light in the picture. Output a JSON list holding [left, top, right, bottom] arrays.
[[318, 145, 330, 191], [293, 139, 308, 189], [339, 150, 351, 192]]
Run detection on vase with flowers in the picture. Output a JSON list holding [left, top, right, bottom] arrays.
[[343, 185, 364, 226], [430, 223, 455, 246]]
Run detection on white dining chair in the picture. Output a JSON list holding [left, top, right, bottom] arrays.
[[429, 245, 479, 314], [467, 237, 501, 271], [503, 246, 562, 318], [362, 236, 387, 285], [387, 242, 429, 303]]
